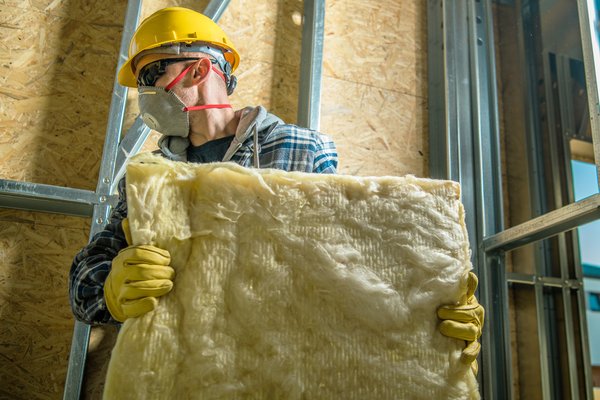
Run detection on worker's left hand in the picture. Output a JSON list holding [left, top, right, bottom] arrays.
[[437, 271, 484, 374]]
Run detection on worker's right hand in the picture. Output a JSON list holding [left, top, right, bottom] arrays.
[[104, 219, 174, 322]]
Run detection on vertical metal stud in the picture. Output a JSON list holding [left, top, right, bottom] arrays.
[[550, 53, 584, 399], [572, 5, 598, 392], [468, 0, 511, 397], [576, 0, 600, 185], [297, 0, 325, 130]]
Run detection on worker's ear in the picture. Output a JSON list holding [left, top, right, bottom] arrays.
[[190, 58, 212, 86]]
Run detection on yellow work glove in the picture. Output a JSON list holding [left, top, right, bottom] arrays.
[[437, 271, 484, 374], [104, 218, 175, 322]]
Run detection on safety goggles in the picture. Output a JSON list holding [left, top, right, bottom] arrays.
[[137, 57, 220, 87]]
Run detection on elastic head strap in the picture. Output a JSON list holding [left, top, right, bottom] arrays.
[[164, 60, 227, 91]]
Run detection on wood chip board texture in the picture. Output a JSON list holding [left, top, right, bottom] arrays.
[[104, 154, 479, 400]]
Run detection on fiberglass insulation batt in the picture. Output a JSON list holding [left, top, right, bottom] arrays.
[[103, 154, 480, 399]]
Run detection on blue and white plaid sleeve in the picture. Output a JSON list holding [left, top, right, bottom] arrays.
[[311, 131, 338, 174], [69, 178, 128, 325]]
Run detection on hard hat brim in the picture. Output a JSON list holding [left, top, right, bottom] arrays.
[[118, 58, 138, 88]]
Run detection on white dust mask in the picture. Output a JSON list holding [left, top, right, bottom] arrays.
[[138, 61, 232, 137]]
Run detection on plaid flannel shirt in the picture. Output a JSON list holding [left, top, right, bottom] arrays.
[[69, 123, 338, 324]]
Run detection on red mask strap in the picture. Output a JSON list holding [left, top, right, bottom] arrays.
[[183, 104, 232, 112], [165, 62, 227, 91], [210, 66, 227, 84], [165, 63, 194, 91]]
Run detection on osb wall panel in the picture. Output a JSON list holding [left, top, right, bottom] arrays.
[[321, 0, 428, 176], [321, 77, 427, 176], [0, 0, 428, 398], [0, 210, 89, 399], [0, 1, 128, 190], [323, 1, 425, 98]]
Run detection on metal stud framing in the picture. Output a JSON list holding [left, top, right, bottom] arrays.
[[430, 0, 598, 398], [428, 1, 510, 397]]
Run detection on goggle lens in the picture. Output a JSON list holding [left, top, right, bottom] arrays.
[[137, 58, 200, 87]]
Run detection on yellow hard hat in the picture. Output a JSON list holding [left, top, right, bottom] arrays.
[[118, 7, 240, 88]]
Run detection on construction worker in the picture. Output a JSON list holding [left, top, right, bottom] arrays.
[[69, 7, 483, 374]]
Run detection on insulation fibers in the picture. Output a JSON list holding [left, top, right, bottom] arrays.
[[103, 153, 480, 399]]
